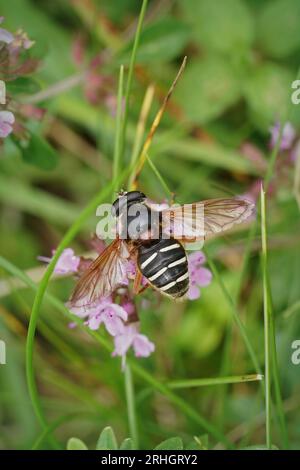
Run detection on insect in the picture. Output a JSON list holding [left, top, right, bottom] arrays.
[[69, 191, 254, 305]]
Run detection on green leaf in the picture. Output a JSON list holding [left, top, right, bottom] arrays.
[[119, 17, 190, 64], [176, 56, 241, 124], [257, 0, 300, 59], [67, 438, 88, 450], [6, 77, 41, 95], [119, 438, 134, 450], [154, 437, 184, 450], [96, 426, 118, 450], [179, 0, 254, 54], [17, 131, 58, 170], [243, 63, 293, 130]]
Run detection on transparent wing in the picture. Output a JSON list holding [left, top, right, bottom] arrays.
[[161, 198, 254, 240], [69, 238, 130, 307], [203, 198, 254, 235]]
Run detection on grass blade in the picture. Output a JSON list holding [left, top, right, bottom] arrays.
[[112, 64, 124, 194], [260, 184, 272, 449], [168, 374, 263, 389], [119, 0, 148, 161], [124, 363, 139, 449]]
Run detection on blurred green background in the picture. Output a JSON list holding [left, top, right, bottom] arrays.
[[0, 0, 300, 450]]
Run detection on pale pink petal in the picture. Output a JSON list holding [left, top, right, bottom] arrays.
[[270, 122, 296, 151], [193, 267, 212, 286], [122, 301, 135, 315], [112, 326, 135, 357], [68, 296, 100, 319], [0, 27, 14, 44], [187, 285, 201, 300], [0, 111, 15, 138], [87, 313, 102, 331], [188, 251, 206, 266], [102, 314, 125, 336], [54, 248, 80, 274], [109, 304, 128, 322], [132, 334, 155, 357]]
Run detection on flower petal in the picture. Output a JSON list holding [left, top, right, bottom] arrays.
[[187, 285, 201, 300], [132, 334, 155, 357], [188, 251, 206, 266], [193, 267, 212, 286], [102, 312, 125, 336], [0, 27, 14, 44]]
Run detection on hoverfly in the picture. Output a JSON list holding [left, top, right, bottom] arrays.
[[70, 191, 254, 304]]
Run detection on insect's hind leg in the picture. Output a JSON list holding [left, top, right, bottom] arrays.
[[133, 268, 149, 295]]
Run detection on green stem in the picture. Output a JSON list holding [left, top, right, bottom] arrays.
[[119, 0, 148, 162], [146, 153, 173, 198], [113, 65, 124, 194], [260, 185, 272, 449], [124, 363, 139, 448], [168, 374, 263, 389], [128, 85, 155, 190], [205, 254, 262, 377], [269, 301, 289, 449]]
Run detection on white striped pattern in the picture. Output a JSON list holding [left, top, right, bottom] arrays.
[[168, 257, 186, 268], [140, 252, 157, 269], [149, 266, 168, 281], [160, 270, 189, 292], [160, 243, 180, 252], [160, 280, 176, 291], [176, 271, 189, 283]]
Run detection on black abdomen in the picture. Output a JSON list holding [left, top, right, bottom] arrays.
[[137, 239, 189, 298]]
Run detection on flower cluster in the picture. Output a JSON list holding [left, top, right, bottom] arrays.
[[242, 121, 299, 203], [39, 241, 212, 368], [71, 35, 118, 116], [0, 17, 41, 142]]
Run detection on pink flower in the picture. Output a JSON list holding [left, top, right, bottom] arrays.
[[121, 300, 135, 316], [270, 122, 296, 151], [0, 111, 15, 138], [113, 324, 155, 369], [69, 296, 128, 336], [71, 34, 85, 66], [0, 17, 14, 44], [38, 248, 80, 274], [86, 300, 128, 335], [187, 251, 212, 300], [10, 29, 34, 51]]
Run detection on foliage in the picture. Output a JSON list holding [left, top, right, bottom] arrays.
[[0, 0, 300, 451]]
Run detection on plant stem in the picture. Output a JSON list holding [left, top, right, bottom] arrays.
[[260, 184, 272, 449], [119, 0, 148, 162], [113, 65, 124, 195], [124, 363, 139, 449], [168, 374, 263, 389], [128, 85, 155, 190], [22, 72, 86, 104], [146, 153, 173, 198]]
